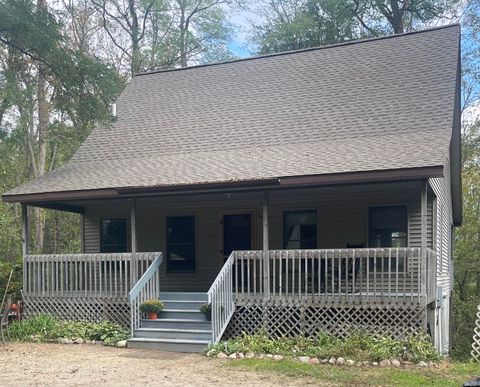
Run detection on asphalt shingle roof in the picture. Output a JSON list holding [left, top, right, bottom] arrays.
[[4, 25, 460, 197]]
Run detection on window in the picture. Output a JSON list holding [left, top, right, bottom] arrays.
[[100, 218, 127, 253], [368, 206, 408, 248], [167, 216, 196, 273], [368, 206, 408, 271], [283, 210, 318, 249]]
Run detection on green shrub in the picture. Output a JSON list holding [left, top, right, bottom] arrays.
[[0, 260, 23, 301], [139, 300, 164, 314], [7, 314, 129, 345], [7, 314, 58, 341], [207, 331, 439, 363]]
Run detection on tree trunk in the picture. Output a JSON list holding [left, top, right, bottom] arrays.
[[34, 0, 49, 253], [389, 0, 404, 33], [179, 0, 187, 68], [129, 0, 141, 75]]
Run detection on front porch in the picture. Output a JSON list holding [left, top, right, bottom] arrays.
[[22, 247, 437, 346], [18, 180, 440, 350]]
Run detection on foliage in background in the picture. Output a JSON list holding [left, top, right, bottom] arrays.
[[7, 314, 129, 345], [250, 0, 463, 54], [208, 331, 440, 363], [451, 121, 480, 359], [0, 259, 22, 300]]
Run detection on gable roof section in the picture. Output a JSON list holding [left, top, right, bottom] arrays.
[[3, 25, 461, 205]]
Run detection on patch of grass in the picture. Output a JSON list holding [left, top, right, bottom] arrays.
[[226, 358, 480, 387]]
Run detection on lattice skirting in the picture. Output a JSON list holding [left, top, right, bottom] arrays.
[[23, 296, 130, 327], [224, 303, 426, 339]]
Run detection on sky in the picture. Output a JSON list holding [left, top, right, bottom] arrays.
[[226, 7, 263, 58]]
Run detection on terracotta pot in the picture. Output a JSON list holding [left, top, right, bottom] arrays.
[[148, 312, 158, 320]]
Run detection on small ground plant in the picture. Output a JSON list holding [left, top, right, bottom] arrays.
[[207, 331, 439, 363], [7, 314, 129, 345]]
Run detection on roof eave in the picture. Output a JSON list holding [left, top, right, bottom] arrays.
[[2, 165, 444, 205]]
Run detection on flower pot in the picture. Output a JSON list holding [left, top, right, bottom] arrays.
[[204, 311, 211, 321], [148, 312, 158, 320]]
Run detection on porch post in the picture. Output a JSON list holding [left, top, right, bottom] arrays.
[[262, 192, 270, 299], [131, 199, 137, 283], [420, 180, 428, 252], [21, 203, 29, 256], [21, 203, 29, 295], [80, 214, 85, 253], [262, 192, 269, 250], [420, 179, 428, 309]]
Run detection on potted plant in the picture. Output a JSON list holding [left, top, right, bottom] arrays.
[[200, 304, 211, 321], [139, 300, 164, 320]]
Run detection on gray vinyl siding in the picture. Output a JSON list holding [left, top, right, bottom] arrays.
[[429, 158, 454, 294], [82, 182, 430, 292]]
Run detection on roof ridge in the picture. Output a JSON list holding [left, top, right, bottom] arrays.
[[135, 24, 460, 77]]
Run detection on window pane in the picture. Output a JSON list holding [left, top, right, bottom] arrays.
[[100, 219, 127, 253], [167, 216, 196, 273], [167, 216, 195, 243], [167, 244, 196, 272], [368, 206, 407, 249], [283, 210, 317, 249]]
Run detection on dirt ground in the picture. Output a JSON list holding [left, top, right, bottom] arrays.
[[0, 343, 321, 387]]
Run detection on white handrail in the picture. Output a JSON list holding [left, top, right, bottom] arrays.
[[207, 252, 236, 344], [129, 253, 163, 335]]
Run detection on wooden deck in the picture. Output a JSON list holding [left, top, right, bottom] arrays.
[[232, 248, 437, 307], [21, 247, 436, 336]]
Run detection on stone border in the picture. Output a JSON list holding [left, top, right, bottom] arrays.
[[209, 351, 437, 368]]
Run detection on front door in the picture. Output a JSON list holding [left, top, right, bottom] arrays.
[[221, 212, 253, 262]]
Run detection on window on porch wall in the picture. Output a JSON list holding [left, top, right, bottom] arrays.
[[100, 218, 128, 253], [166, 216, 196, 273], [283, 210, 318, 249], [368, 206, 408, 271]]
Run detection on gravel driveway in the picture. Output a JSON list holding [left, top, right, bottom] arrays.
[[0, 343, 319, 386]]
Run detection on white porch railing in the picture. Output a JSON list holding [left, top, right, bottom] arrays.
[[232, 248, 436, 306], [207, 252, 236, 343], [129, 253, 163, 335], [23, 252, 159, 298]]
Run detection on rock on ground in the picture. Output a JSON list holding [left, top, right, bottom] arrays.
[[391, 359, 401, 367]]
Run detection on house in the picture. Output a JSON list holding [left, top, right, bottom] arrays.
[[2, 25, 461, 354]]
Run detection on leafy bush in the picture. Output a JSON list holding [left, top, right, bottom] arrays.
[[7, 314, 58, 341], [139, 300, 164, 314], [7, 314, 129, 345], [0, 260, 23, 301], [200, 304, 211, 320], [207, 330, 439, 363]]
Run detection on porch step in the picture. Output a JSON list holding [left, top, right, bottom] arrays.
[[141, 318, 211, 330], [129, 291, 212, 353], [127, 337, 209, 353], [159, 309, 206, 320], [159, 292, 208, 302], [134, 327, 212, 340], [162, 300, 205, 310]]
